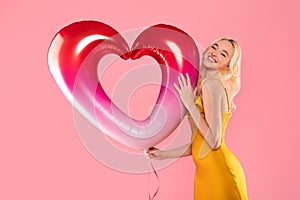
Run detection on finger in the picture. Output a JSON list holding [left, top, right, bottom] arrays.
[[193, 87, 197, 96], [144, 150, 150, 159], [147, 149, 156, 154], [149, 154, 155, 159], [174, 83, 180, 93], [180, 73, 187, 86], [178, 75, 183, 88], [186, 73, 191, 86], [146, 147, 157, 153]]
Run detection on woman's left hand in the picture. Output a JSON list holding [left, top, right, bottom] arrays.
[[174, 73, 196, 110]]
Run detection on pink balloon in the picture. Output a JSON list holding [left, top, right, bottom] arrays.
[[48, 21, 199, 149]]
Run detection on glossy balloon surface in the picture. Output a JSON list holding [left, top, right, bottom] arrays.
[[48, 21, 199, 149]]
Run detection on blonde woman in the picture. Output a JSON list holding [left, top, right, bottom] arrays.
[[146, 38, 248, 199]]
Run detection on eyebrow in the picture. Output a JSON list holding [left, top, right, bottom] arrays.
[[213, 43, 229, 57], [222, 50, 229, 57]]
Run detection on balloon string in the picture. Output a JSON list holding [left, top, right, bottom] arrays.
[[147, 159, 159, 200]]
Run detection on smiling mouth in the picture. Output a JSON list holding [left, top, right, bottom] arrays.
[[208, 55, 217, 63]]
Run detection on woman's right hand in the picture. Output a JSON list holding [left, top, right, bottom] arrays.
[[145, 147, 166, 160]]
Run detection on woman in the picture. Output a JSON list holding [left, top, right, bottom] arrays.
[[146, 38, 248, 199]]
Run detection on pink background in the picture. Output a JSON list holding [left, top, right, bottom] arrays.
[[0, 0, 299, 199]]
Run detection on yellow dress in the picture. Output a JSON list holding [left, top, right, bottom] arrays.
[[188, 87, 248, 200]]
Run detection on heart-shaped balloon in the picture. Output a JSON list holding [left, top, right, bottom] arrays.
[[48, 21, 199, 149]]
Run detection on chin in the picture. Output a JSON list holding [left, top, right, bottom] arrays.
[[203, 62, 217, 70], [202, 57, 216, 69]]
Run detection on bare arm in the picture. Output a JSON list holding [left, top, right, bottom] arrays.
[[175, 74, 223, 150], [146, 75, 224, 160], [146, 143, 192, 160]]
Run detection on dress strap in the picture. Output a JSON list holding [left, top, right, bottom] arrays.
[[224, 88, 231, 112]]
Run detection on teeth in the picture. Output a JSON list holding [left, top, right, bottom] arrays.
[[208, 56, 215, 63]]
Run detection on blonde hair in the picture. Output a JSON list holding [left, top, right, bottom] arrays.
[[199, 37, 242, 112]]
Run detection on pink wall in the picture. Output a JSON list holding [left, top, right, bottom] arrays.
[[0, 0, 299, 199]]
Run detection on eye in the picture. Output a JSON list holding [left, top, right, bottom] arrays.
[[211, 45, 216, 50], [221, 53, 226, 58]]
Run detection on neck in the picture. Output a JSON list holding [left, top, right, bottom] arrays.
[[202, 67, 222, 79]]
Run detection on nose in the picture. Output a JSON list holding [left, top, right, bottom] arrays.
[[211, 51, 217, 56]]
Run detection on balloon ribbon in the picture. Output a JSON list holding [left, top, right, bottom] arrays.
[[148, 159, 159, 200]]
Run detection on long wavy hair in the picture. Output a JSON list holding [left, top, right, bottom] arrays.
[[199, 37, 242, 113]]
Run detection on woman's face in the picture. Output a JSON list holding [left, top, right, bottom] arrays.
[[203, 39, 234, 70]]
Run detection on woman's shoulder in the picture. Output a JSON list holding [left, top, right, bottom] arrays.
[[200, 78, 225, 95]]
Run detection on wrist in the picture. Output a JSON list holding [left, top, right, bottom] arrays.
[[161, 150, 170, 159], [185, 102, 197, 113]]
